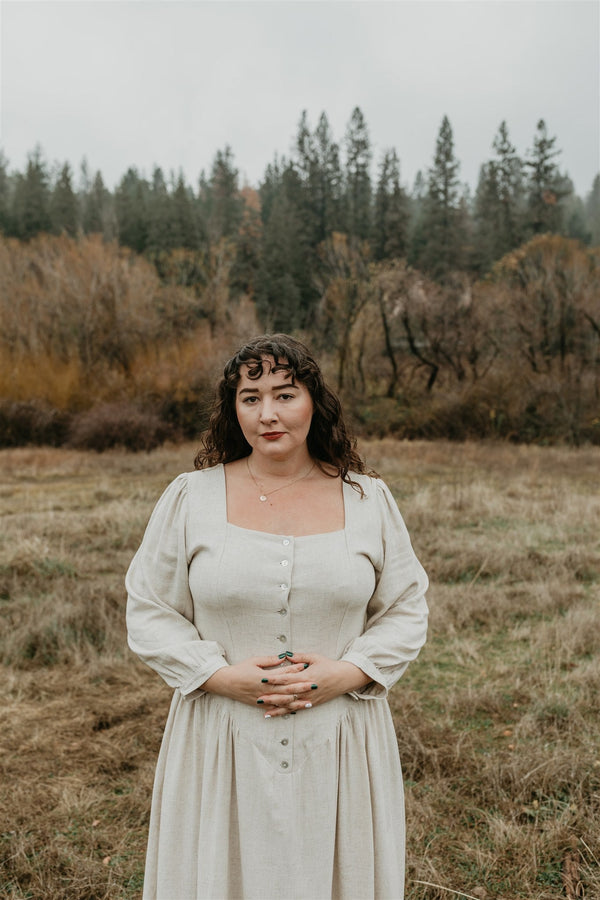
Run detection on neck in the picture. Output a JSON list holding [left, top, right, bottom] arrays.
[[247, 450, 313, 480]]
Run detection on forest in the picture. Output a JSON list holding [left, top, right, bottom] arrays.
[[1, 108, 599, 448]]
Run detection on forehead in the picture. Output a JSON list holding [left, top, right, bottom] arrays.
[[237, 356, 294, 384]]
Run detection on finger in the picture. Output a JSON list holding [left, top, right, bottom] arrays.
[[262, 697, 314, 717], [258, 682, 317, 700], [262, 706, 295, 718], [252, 655, 291, 668], [260, 675, 317, 690], [283, 652, 314, 665], [258, 663, 308, 684]]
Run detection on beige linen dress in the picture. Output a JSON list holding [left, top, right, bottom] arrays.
[[126, 464, 428, 900]]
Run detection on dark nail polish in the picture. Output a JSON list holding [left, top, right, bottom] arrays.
[[261, 678, 269, 683], [285, 650, 294, 657], [278, 653, 286, 659], [303, 663, 309, 669], [290, 711, 297, 715], [311, 684, 318, 690], [257, 699, 264, 704]]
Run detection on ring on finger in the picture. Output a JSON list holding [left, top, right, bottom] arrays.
[[292, 693, 298, 702]]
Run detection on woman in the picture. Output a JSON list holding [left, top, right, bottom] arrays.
[[126, 333, 428, 900]]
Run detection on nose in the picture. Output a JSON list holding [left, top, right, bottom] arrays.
[[259, 398, 278, 423]]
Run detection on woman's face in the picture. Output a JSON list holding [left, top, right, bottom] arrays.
[[235, 357, 313, 462]]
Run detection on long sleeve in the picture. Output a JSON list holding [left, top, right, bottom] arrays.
[[340, 479, 429, 699], [125, 473, 229, 699]]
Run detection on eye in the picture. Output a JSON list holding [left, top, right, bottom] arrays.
[[278, 392, 296, 401], [241, 396, 258, 404]]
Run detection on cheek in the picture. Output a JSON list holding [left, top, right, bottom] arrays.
[[235, 401, 252, 432], [298, 398, 314, 429]]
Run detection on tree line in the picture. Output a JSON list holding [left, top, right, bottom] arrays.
[[1, 108, 598, 334], [0, 109, 598, 448]]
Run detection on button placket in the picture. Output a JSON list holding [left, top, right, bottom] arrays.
[[276, 716, 292, 772], [273, 539, 292, 653]]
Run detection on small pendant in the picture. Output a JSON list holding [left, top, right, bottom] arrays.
[[259, 495, 268, 502]]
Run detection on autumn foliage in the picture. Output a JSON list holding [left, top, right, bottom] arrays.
[[0, 232, 598, 447]]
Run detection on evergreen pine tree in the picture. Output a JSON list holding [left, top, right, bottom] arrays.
[[82, 171, 113, 238], [492, 121, 524, 248], [256, 163, 313, 330], [12, 146, 52, 239], [373, 149, 409, 260], [418, 116, 466, 279], [115, 167, 149, 253], [146, 166, 173, 252], [344, 107, 372, 241], [524, 119, 571, 235], [294, 111, 344, 246], [173, 173, 203, 249], [259, 157, 283, 226], [207, 146, 242, 242], [473, 161, 500, 271], [314, 112, 344, 237], [231, 186, 262, 298], [50, 162, 78, 236], [407, 170, 427, 267], [473, 122, 526, 271]]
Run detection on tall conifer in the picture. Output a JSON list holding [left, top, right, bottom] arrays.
[[115, 168, 149, 253], [12, 146, 52, 239], [418, 116, 466, 279], [525, 119, 571, 235], [344, 107, 372, 241], [50, 163, 78, 236], [373, 149, 409, 260]]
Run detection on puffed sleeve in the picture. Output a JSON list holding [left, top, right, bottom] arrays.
[[125, 473, 229, 700], [340, 479, 428, 699]]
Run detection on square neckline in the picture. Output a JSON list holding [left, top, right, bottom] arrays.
[[220, 463, 348, 538]]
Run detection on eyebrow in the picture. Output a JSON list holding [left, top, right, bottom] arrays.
[[238, 383, 299, 395]]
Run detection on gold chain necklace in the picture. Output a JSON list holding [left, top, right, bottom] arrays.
[[246, 457, 315, 502]]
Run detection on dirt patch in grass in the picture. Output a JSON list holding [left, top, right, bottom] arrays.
[[1, 440, 598, 898]]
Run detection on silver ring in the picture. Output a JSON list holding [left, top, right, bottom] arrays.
[[292, 693, 298, 701]]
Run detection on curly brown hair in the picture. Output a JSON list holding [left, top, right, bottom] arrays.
[[194, 334, 375, 491]]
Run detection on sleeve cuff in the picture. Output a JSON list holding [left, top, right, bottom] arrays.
[[179, 657, 229, 701], [339, 651, 388, 700]]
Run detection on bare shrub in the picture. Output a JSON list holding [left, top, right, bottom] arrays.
[[68, 403, 171, 452], [0, 400, 71, 447]]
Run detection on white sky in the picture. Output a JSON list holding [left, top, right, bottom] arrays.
[[1, 0, 598, 196]]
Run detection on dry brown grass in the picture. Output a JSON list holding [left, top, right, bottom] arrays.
[[1, 440, 598, 899]]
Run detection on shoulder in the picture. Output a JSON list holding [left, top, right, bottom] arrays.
[[183, 464, 225, 505], [185, 463, 223, 483], [345, 471, 385, 500], [156, 465, 223, 503], [346, 472, 406, 524]]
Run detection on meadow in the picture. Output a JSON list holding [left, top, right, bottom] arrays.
[[0, 439, 598, 899]]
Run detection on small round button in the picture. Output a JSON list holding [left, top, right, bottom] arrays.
[[278, 608, 287, 616], [279, 584, 287, 590], [283, 539, 290, 546], [277, 634, 287, 642], [280, 560, 289, 567], [280, 761, 289, 769], [281, 738, 288, 746]]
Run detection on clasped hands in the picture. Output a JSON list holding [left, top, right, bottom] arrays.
[[201, 653, 371, 718]]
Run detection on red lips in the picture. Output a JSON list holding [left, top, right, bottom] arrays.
[[261, 432, 285, 440]]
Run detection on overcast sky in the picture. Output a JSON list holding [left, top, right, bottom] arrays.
[[1, 0, 598, 197]]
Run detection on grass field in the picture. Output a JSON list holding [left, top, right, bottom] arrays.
[[0, 440, 598, 900]]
